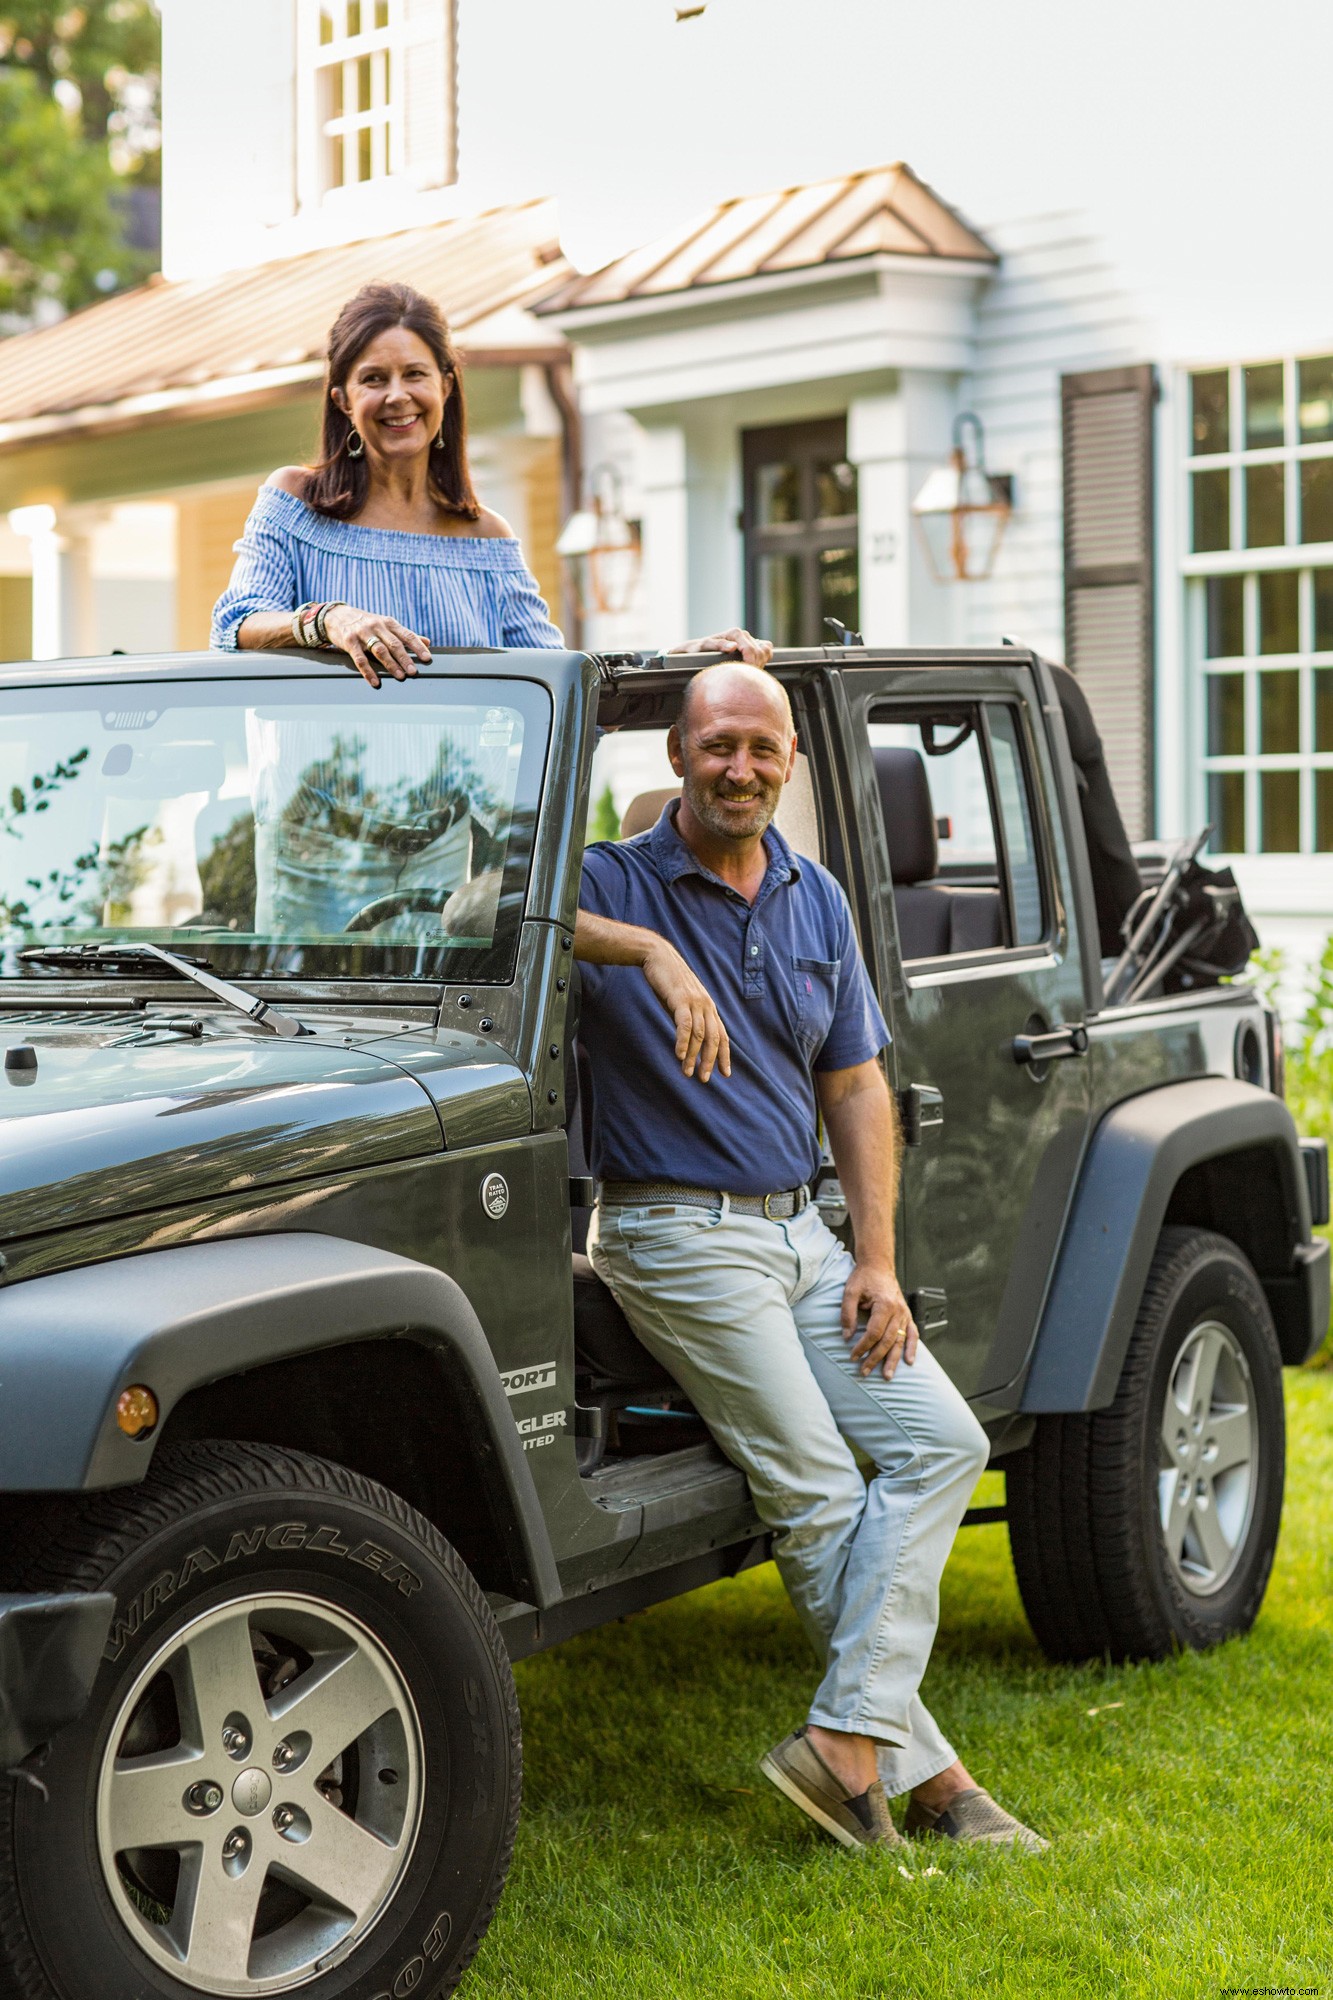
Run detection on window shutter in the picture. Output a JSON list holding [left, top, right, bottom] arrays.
[[1062, 364, 1156, 840], [401, 0, 457, 189]]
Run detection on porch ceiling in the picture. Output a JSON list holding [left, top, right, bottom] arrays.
[[0, 200, 570, 449], [537, 163, 996, 319]]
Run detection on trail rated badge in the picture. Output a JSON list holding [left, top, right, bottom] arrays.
[[481, 1173, 509, 1220]]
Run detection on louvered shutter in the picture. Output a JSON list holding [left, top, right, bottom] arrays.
[[401, 0, 456, 189], [1062, 364, 1157, 839]]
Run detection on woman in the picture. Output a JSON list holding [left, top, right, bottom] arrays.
[[211, 281, 770, 681]]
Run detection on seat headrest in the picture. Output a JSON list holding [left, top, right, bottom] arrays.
[[620, 786, 680, 839], [873, 746, 938, 884]]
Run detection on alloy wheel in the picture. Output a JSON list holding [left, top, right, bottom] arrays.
[[95, 1593, 423, 1994], [1158, 1319, 1258, 1597]]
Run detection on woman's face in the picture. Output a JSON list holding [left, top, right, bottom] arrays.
[[333, 325, 450, 466]]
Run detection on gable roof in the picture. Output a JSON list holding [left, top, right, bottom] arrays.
[[536, 163, 996, 317], [0, 200, 569, 446]]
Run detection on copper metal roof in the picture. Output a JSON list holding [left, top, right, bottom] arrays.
[[537, 163, 996, 317], [0, 200, 569, 444]]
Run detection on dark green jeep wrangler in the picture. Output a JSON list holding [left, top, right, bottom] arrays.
[[0, 643, 1325, 1998]]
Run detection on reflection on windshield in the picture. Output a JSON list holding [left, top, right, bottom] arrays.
[[1, 680, 548, 983]]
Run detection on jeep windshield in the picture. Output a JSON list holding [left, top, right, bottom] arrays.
[[0, 675, 550, 985]]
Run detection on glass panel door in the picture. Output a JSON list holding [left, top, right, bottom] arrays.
[[743, 417, 860, 646]]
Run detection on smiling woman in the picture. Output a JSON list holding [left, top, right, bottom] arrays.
[[209, 283, 562, 686], [211, 282, 772, 684]]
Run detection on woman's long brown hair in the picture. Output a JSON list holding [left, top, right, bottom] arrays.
[[302, 282, 481, 522]]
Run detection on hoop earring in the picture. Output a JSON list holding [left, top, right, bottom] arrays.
[[346, 429, 364, 459]]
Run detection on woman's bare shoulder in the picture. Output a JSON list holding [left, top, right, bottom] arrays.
[[264, 466, 311, 499], [469, 506, 515, 539]]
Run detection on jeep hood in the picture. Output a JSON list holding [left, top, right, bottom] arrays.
[[0, 1019, 450, 1244]]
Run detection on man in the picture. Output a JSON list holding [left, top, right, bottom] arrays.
[[574, 664, 1046, 1853]]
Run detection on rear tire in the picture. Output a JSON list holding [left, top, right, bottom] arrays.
[[1008, 1227, 1285, 1661], [0, 1440, 521, 1999]]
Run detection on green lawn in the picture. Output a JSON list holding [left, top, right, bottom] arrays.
[[470, 1365, 1333, 2000]]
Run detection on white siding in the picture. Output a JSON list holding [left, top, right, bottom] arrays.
[[959, 213, 1150, 661]]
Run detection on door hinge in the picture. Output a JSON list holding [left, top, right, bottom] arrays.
[[898, 1084, 943, 1145], [907, 1288, 948, 1335]]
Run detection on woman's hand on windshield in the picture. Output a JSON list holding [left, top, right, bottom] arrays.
[[324, 605, 433, 688], [668, 628, 774, 667]]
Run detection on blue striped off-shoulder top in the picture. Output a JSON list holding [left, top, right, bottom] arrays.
[[210, 483, 565, 652]]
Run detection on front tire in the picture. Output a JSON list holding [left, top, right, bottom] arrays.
[[0, 1441, 521, 2000], [1008, 1227, 1286, 1661]]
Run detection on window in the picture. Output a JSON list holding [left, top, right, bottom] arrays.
[[1, 677, 548, 986], [743, 418, 859, 647], [866, 703, 1047, 963], [1187, 353, 1333, 854], [298, 0, 456, 206]]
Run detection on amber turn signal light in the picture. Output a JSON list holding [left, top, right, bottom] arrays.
[[116, 1384, 159, 1438]]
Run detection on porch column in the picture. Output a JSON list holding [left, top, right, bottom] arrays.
[[7, 505, 100, 659], [7, 507, 59, 658], [638, 424, 688, 652], [848, 376, 959, 648]]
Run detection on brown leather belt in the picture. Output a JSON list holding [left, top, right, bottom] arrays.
[[598, 1178, 811, 1220]]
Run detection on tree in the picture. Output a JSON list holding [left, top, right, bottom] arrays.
[[588, 783, 622, 843], [0, 1, 160, 319]]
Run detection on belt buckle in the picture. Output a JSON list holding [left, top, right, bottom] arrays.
[[763, 1191, 785, 1220]]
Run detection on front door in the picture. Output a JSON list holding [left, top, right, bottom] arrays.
[[837, 660, 1094, 1401], [742, 418, 860, 647]]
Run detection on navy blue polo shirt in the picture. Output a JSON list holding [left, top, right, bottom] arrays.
[[577, 804, 890, 1194]]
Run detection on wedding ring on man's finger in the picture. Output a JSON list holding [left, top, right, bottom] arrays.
[[367, 635, 385, 655]]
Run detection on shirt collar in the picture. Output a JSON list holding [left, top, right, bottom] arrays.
[[646, 798, 801, 891]]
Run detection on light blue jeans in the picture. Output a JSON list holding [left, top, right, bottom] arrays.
[[589, 1196, 990, 1796]]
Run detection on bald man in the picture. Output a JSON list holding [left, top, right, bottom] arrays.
[[574, 665, 1046, 1854]]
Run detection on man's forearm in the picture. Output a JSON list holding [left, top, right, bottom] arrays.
[[573, 908, 662, 968], [819, 1068, 899, 1265]]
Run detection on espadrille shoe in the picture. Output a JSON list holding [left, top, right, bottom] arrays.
[[760, 1726, 906, 1850], [904, 1786, 1049, 1852]]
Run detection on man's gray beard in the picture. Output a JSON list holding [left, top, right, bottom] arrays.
[[683, 776, 779, 841]]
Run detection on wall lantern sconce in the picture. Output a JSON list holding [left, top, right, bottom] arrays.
[[556, 464, 642, 617], [911, 412, 1014, 583]]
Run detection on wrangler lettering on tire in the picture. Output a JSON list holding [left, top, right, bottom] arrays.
[[0, 1441, 521, 2000]]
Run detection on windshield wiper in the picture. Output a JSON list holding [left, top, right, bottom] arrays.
[[17, 943, 310, 1038]]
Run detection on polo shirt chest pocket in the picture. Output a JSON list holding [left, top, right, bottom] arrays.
[[792, 956, 841, 1059]]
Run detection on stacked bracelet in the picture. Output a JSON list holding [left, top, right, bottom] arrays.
[[290, 602, 345, 648]]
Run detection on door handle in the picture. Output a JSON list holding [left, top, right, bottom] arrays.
[[1012, 1023, 1089, 1066]]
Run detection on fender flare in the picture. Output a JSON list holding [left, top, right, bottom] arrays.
[[0, 1233, 562, 1609], [1020, 1076, 1328, 1412]]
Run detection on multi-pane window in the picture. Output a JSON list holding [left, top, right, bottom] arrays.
[[742, 419, 859, 647], [299, 0, 456, 205], [1188, 356, 1333, 854]]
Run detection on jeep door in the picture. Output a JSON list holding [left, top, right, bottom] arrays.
[[827, 659, 1094, 1402]]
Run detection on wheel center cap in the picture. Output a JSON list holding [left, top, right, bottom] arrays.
[[232, 1767, 272, 1817]]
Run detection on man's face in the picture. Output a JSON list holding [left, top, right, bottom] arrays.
[[669, 675, 797, 841]]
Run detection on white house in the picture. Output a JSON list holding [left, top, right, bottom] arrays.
[[0, 0, 1330, 978], [537, 172, 1333, 985]]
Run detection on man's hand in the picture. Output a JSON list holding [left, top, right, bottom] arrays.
[[842, 1259, 918, 1379], [669, 627, 774, 668], [574, 909, 731, 1083], [640, 937, 731, 1082]]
